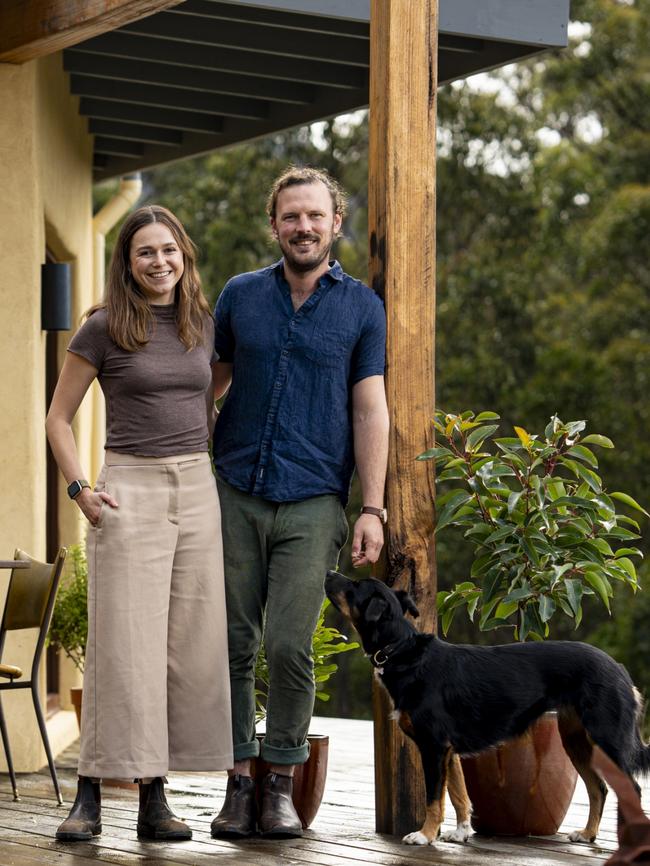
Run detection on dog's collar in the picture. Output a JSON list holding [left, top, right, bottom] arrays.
[[371, 636, 415, 668]]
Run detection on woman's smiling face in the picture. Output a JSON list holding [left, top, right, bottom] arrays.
[[129, 222, 184, 305]]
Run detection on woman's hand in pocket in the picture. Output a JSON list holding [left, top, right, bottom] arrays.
[[76, 488, 119, 526]]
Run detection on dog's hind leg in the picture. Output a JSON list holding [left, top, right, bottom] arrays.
[[440, 753, 473, 843], [402, 742, 451, 846], [558, 709, 607, 843]]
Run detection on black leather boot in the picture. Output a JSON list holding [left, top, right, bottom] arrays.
[[137, 778, 192, 841], [259, 772, 303, 838], [211, 774, 257, 838], [56, 776, 101, 841]]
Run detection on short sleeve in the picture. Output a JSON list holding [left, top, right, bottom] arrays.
[[214, 281, 235, 363], [351, 291, 386, 384], [67, 310, 109, 371]]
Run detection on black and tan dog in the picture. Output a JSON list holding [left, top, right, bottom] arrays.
[[324, 570, 650, 847]]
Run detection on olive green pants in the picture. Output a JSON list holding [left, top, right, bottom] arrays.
[[216, 477, 348, 765]]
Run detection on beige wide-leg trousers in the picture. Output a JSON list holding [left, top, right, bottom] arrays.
[[78, 451, 233, 779]]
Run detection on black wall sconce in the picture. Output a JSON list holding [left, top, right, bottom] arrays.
[[41, 262, 71, 331]]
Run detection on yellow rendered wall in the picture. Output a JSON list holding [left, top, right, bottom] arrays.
[[0, 51, 94, 771]]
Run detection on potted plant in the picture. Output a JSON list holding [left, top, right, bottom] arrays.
[[417, 410, 647, 835], [47, 542, 87, 726], [253, 600, 359, 828]]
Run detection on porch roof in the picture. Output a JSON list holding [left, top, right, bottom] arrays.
[[64, 0, 570, 179]]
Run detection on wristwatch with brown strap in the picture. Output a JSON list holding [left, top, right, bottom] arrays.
[[360, 506, 388, 524]]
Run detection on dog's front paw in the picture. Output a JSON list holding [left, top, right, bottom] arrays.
[[402, 830, 436, 846], [440, 820, 472, 843], [568, 830, 596, 844]]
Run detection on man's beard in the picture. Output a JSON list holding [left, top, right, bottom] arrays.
[[279, 233, 334, 274]]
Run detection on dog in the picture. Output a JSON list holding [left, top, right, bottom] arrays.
[[324, 570, 650, 847]]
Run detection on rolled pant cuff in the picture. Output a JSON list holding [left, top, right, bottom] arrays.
[[233, 739, 261, 761], [260, 741, 310, 765]]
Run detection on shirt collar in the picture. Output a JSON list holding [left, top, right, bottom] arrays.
[[273, 258, 344, 284]]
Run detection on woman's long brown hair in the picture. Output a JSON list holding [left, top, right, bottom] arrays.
[[86, 205, 211, 351]]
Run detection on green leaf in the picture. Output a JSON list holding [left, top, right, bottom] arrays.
[[565, 420, 587, 437], [564, 579, 583, 616], [471, 553, 494, 578], [519, 534, 540, 565], [416, 445, 454, 461], [610, 492, 650, 518], [466, 424, 500, 451], [475, 411, 501, 422], [435, 490, 475, 533], [583, 570, 611, 611], [484, 525, 514, 545], [438, 467, 468, 481], [614, 547, 643, 559], [614, 557, 637, 581], [495, 600, 519, 619], [502, 586, 533, 603], [441, 606, 457, 636], [538, 595, 556, 623], [606, 527, 642, 541], [566, 444, 599, 468], [481, 617, 513, 632], [481, 568, 504, 605], [580, 434, 614, 448], [617, 515, 641, 531]]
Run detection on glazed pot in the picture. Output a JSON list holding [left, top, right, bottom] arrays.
[[460, 713, 577, 836], [253, 733, 329, 828]]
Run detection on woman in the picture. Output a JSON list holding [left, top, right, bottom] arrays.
[[46, 205, 232, 842]]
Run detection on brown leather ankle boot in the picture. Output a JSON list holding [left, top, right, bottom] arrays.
[[137, 777, 191, 841], [211, 774, 257, 838], [56, 776, 101, 841], [259, 772, 303, 838]]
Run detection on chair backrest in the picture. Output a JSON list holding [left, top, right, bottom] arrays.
[[3, 548, 67, 632]]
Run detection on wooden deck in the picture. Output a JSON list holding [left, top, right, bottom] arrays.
[[0, 716, 642, 866]]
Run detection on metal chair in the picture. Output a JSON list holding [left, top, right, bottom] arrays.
[[0, 547, 67, 803]]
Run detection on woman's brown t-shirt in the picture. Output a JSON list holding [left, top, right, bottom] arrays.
[[68, 304, 216, 456]]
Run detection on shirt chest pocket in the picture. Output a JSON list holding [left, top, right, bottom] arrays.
[[299, 328, 357, 368]]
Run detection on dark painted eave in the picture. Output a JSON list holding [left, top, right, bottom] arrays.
[[66, 0, 570, 179]]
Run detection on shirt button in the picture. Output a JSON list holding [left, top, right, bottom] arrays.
[[281, 350, 288, 357]]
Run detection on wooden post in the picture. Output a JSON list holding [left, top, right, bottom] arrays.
[[368, 0, 438, 837]]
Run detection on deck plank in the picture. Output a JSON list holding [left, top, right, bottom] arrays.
[[0, 716, 643, 866]]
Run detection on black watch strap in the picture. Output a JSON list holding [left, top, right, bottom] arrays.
[[67, 480, 90, 500]]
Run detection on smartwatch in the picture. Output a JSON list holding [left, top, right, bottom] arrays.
[[67, 480, 90, 500]]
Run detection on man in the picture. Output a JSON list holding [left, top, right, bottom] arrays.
[[210, 166, 389, 838]]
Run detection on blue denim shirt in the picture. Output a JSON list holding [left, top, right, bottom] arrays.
[[213, 260, 386, 504]]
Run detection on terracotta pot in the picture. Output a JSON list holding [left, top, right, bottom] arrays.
[[460, 713, 577, 836], [253, 733, 329, 828], [70, 686, 83, 729]]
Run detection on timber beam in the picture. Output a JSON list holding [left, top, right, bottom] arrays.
[[368, 0, 438, 837], [0, 0, 183, 64]]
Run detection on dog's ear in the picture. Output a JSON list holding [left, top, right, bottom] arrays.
[[395, 590, 419, 619], [365, 597, 387, 622]]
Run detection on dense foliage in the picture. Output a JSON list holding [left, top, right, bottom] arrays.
[[420, 411, 645, 640]]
